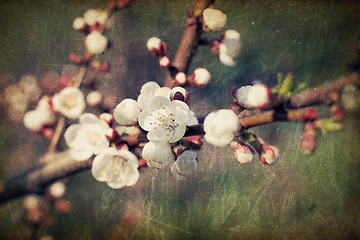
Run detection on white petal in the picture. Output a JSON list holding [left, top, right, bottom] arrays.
[[91, 153, 112, 182], [79, 113, 101, 125], [70, 147, 94, 161], [64, 124, 81, 147], [147, 127, 172, 144], [169, 124, 187, 143]]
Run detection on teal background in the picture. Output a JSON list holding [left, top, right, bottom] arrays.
[[0, 0, 360, 239]]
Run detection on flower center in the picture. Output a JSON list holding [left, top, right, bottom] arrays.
[[63, 94, 77, 109], [149, 107, 178, 131]]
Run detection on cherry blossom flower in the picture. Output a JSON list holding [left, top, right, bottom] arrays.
[[86, 91, 102, 107], [85, 31, 108, 55], [235, 83, 272, 109], [171, 150, 198, 180], [83, 9, 108, 26], [230, 141, 254, 164], [202, 8, 227, 31], [23, 97, 55, 131], [91, 147, 139, 189], [142, 142, 175, 168], [138, 96, 192, 144], [64, 113, 110, 161], [203, 109, 240, 147], [137, 81, 171, 110], [192, 68, 211, 86], [52, 87, 85, 119], [72, 17, 85, 30], [219, 30, 241, 66], [114, 98, 140, 125]]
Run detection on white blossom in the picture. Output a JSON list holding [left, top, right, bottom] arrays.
[[341, 84, 360, 111], [235, 83, 272, 109], [91, 147, 140, 189], [23, 97, 54, 131], [203, 8, 227, 31], [138, 96, 192, 144], [86, 91, 102, 107], [52, 87, 85, 119], [64, 113, 110, 161], [203, 109, 240, 147], [193, 68, 211, 86], [175, 72, 187, 85], [114, 98, 140, 125], [171, 150, 197, 180], [85, 31, 108, 55], [48, 182, 66, 198], [146, 37, 162, 52], [73, 17, 85, 30], [18, 75, 41, 102], [137, 81, 171, 110], [142, 142, 175, 168], [83, 9, 108, 26], [219, 30, 241, 66]]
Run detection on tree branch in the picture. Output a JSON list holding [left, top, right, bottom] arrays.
[[164, 0, 214, 88]]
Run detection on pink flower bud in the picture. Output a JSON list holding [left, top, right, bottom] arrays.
[[260, 144, 280, 165], [159, 56, 171, 68], [330, 104, 346, 122], [300, 122, 317, 155], [175, 72, 187, 85], [230, 141, 254, 164], [69, 53, 83, 64]]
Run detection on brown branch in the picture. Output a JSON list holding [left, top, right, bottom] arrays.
[[164, 0, 214, 88], [288, 73, 359, 108]]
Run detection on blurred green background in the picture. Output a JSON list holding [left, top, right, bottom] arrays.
[[0, 0, 360, 239]]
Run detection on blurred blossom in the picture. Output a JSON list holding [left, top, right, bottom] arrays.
[[83, 9, 108, 26], [85, 31, 108, 55], [341, 84, 360, 111], [137, 81, 171, 110], [40, 71, 61, 94], [142, 141, 175, 168], [91, 147, 139, 189], [23, 97, 55, 131], [64, 113, 110, 161], [23, 195, 41, 210], [18, 75, 41, 102], [73, 17, 85, 30], [138, 96, 192, 144], [174, 72, 187, 85], [86, 91, 102, 107], [235, 83, 272, 109], [202, 8, 227, 31], [52, 87, 85, 119], [48, 181, 66, 199], [114, 98, 141, 125], [192, 68, 211, 86], [204, 109, 240, 147], [219, 30, 241, 66], [171, 150, 197, 180]]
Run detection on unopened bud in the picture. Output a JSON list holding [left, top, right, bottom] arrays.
[[169, 87, 189, 102], [300, 122, 317, 155], [235, 83, 272, 109], [260, 144, 280, 165], [174, 72, 187, 85], [330, 104, 346, 122], [159, 56, 171, 68], [69, 53, 83, 64], [48, 182, 66, 199], [60, 76, 74, 87], [54, 199, 71, 213], [73, 17, 86, 31], [230, 141, 254, 164], [86, 91, 102, 107], [42, 127, 54, 139], [192, 68, 211, 86]]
